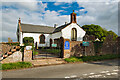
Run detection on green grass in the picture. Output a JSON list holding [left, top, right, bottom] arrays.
[[64, 54, 120, 62], [2, 62, 33, 70], [64, 56, 83, 62], [41, 49, 60, 54], [33, 51, 38, 55]]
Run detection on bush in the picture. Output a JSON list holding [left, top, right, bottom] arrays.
[[64, 56, 83, 62], [8, 43, 20, 46], [64, 54, 120, 62], [23, 37, 34, 46], [33, 51, 38, 55], [2, 62, 32, 70]]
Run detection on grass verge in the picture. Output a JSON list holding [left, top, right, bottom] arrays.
[[2, 62, 33, 70], [33, 51, 38, 55], [64, 54, 120, 63], [41, 49, 60, 54]]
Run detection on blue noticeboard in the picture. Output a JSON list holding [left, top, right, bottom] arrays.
[[82, 42, 89, 46], [64, 41, 70, 50]]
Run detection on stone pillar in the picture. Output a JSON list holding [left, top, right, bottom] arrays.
[[63, 39, 71, 58], [24, 49, 32, 61]]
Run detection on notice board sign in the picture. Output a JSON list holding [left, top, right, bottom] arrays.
[[82, 42, 89, 46], [52, 44, 57, 47], [64, 41, 70, 50]]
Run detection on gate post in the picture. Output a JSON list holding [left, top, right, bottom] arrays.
[[63, 39, 71, 58], [60, 37, 71, 58]]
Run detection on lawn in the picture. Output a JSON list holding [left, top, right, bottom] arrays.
[[64, 54, 120, 62], [41, 48, 61, 55], [2, 62, 33, 70]]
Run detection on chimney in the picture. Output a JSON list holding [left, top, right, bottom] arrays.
[[54, 24, 58, 28], [65, 22, 67, 25], [18, 18, 21, 24]]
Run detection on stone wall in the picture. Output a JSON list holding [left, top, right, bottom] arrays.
[[62, 38, 119, 58], [1, 47, 33, 63], [24, 49, 32, 61], [1, 51, 22, 64], [70, 41, 83, 57], [70, 41, 95, 57], [101, 41, 118, 55], [0, 43, 15, 56]]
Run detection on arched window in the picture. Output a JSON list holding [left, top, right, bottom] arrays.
[[39, 34, 45, 44], [71, 28, 77, 41]]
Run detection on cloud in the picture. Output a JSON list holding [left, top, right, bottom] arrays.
[[77, 2, 118, 34], [54, 2, 63, 6], [1, 1, 119, 42]]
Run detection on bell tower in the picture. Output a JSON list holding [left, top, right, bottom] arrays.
[[70, 10, 77, 23]]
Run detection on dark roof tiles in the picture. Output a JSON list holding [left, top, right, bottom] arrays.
[[20, 23, 55, 34]]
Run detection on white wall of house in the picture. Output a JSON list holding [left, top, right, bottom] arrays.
[[62, 23, 86, 41], [51, 32, 62, 40], [20, 32, 23, 44], [22, 33, 51, 47]]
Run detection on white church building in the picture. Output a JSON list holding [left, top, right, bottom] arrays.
[[17, 10, 86, 47]]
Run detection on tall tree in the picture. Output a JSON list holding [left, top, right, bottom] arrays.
[[82, 24, 117, 41]]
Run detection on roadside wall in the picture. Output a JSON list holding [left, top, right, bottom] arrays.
[[62, 37, 119, 58], [1, 47, 32, 63], [0, 43, 15, 56], [1, 51, 22, 64]]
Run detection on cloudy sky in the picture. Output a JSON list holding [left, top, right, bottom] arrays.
[[0, 0, 119, 42]]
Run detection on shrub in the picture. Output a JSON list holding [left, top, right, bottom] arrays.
[[33, 51, 38, 55], [2, 62, 32, 70], [64, 56, 83, 62], [64, 54, 119, 62], [8, 43, 20, 46], [23, 37, 34, 46]]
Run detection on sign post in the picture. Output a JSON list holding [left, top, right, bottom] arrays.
[[82, 41, 89, 56]]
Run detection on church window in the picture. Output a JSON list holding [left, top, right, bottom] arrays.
[[39, 34, 45, 44], [71, 28, 77, 41]]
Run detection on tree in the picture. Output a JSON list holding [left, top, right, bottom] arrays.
[[107, 30, 118, 40], [82, 24, 117, 41], [23, 37, 34, 46]]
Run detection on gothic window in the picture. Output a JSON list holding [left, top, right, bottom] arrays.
[[39, 34, 45, 44], [71, 28, 77, 41]]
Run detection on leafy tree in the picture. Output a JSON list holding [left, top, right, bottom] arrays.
[[23, 37, 34, 46], [107, 30, 118, 40], [82, 24, 117, 41]]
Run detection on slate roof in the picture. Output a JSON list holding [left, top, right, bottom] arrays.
[[53, 23, 71, 33], [20, 23, 55, 34], [20, 22, 80, 33]]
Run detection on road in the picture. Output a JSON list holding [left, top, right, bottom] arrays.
[[2, 59, 119, 79]]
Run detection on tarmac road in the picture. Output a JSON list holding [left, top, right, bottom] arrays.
[[2, 59, 119, 79]]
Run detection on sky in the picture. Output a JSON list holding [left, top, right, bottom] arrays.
[[0, 0, 119, 42]]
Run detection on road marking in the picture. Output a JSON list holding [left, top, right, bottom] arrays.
[[70, 75, 77, 78], [83, 74, 87, 76], [90, 73, 95, 75], [65, 76, 70, 78], [100, 71, 109, 73], [89, 75, 95, 78], [111, 72, 118, 75], [113, 69, 118, 72], [94, 74, 102, 77], [103, 76, 106, 78], [106, 73, 111, 75]]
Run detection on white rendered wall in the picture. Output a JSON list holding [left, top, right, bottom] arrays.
[[22, 33, 51, 47], [51, 32, 62, 43], [62, 23, 86, 41], [20, 32, 23, 44]]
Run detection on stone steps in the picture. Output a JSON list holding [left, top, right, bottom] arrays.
[[30, 58, 66, 67], [0, 46, 21, 61]]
